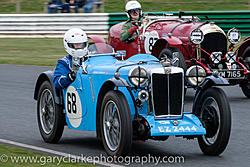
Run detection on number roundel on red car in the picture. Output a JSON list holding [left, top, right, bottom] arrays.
[[65, 86, 82, 128], [144, 31, 159, 54]]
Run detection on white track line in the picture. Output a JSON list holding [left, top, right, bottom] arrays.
[[0, 138, 123, 167]]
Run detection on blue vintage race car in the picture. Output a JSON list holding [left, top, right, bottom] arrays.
[[34, 43, 231, 156]]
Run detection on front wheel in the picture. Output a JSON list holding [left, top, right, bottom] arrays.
[[240, 80, 250, 98], [37, 81, 65, 143], [242, 46, 250, 70], [240, 46, 250, 98], [100, 90, 132, 156], [159, 47, 187, 72], [194, 87, 231, 156]]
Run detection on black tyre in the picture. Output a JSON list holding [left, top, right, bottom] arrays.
[[242, 46, 250, 70], [240, 46, 250, 98], [100, 90, 132, 156], [37, 81, 65, 143], [194, 87, 231, 156], [159, 47, 187, 72], [240, 80, 250, 98]]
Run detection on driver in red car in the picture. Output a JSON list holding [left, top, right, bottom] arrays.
[[120, 1, 143, 43]]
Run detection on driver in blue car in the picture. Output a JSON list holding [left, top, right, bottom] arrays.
[[53, 28, 88, 89]]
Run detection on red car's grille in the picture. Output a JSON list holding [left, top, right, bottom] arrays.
[[201, 32, 227, 65]]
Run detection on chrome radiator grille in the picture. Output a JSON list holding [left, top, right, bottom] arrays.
[[151, 73, 184, 117]]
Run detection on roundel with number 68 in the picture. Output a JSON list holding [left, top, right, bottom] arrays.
[[144, 30, 159, 54], [65, 86, 82, 128]]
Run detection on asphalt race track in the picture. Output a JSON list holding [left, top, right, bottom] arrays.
[[0, 64, 250, 166]]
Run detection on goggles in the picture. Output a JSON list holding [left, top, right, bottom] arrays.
[[129, 8, 140, 15]]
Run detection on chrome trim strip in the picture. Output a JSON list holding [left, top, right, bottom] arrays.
[[89, 77, 95, 103]]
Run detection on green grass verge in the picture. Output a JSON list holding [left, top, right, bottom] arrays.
[[0, 0, 249, 14], [0, 144, 93, 166], [0, 38, 65, 66]]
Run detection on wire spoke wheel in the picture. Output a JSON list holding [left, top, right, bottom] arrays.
[[100, 90, 132, 156], [103, 100, 121, 151], [37, 81, 64, 143], [39, 89, 55, 134]]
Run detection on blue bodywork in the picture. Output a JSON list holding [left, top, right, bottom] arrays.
[[61, 52, 206, 137]]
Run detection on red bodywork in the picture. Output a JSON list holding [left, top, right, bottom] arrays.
[[108, 21, 200, 59], [108, 18, 250, 82]]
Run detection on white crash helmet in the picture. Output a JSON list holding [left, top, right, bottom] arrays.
[[125, 1, 142, 20], [63, 28, 88, 58]]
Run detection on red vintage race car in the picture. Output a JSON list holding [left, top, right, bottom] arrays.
[[108, 13, 250, 98]]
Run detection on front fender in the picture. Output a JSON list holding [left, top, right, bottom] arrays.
[[108, 77, 130, 87], [34, 71, 63, 105], [96, 77, 132, 141], [160, 36, 182, 45], [192, 75, 229, 112], [151, 37, 182, 57]]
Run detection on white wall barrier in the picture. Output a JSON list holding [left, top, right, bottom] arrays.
[[0, 13, 109, 38]]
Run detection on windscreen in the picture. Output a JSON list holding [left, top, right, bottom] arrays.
[[88, 43, 115, 55]]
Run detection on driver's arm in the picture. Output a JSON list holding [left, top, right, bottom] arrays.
[[53, 59, 72, 89], [120, 23, 138, 42]]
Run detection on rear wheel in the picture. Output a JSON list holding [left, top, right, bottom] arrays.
[[37, 81, 64, 143], [194, 87, 231, 155], [100, 90, 132, 156]]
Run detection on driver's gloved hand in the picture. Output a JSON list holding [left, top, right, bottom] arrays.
[[67, 71, 76, 81], [128, 26, 138, 34]]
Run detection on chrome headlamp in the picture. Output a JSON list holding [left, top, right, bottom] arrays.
[[128, 66, 148, 86], [186, 65, 206, 86], [227, 28, 241, 44], [190, 29, 204, 45]]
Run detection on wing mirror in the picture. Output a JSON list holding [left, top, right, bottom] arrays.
[[115, 50, 126, 60]]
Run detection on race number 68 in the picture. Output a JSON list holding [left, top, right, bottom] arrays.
[[65, 86, 82, 128], [67, 92, 77, 114]]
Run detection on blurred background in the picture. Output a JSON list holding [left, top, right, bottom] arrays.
[[0, 0, 249, 66], [0, 0, 249, 14]]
